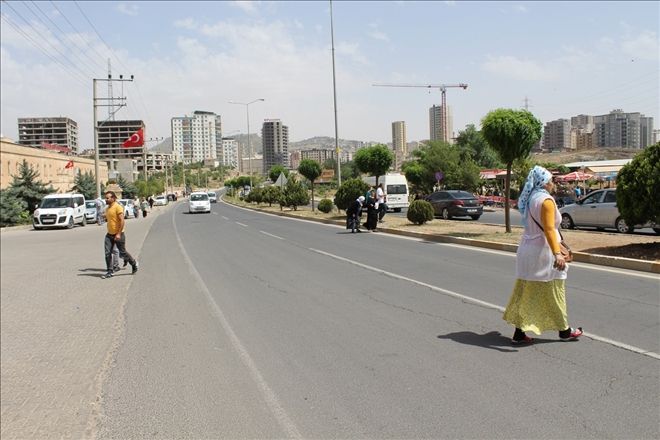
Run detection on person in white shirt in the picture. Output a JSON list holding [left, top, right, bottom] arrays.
[[376, 183, 388, 223]]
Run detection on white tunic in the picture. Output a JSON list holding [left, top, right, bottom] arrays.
[[516, 192, 568, 282]]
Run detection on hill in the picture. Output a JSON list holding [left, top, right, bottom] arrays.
[[532, 148, 640, 164]]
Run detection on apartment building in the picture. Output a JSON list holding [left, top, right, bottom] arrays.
[[262, 119, 289, 174], [18, 117, 79, 154], [429, 105, 453, 143], [97, 119, 145, 160], [594, 109, 654, 149], [221, 137, 238, 169], [300, 148, 335, 165], [392, 121, 407, 171], [171, 111, 222, 164], [543, 119, 572, 151]]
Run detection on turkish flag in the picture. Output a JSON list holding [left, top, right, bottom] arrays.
[[122, 128, 144, 148], [64, 160, 74, 169]]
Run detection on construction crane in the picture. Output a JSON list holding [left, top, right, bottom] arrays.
[[373, 83, 468, 143]]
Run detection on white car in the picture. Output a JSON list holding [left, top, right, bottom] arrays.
[[207, 192, 217, 203], [153, 195, 168, 206], [33, 193, 87, 229], [189, 192, 211, 214], [118, 199, 136, 218]]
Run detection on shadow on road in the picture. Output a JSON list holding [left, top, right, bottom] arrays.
[[79, 268, 106, 272], [437, 331, 565, 352]]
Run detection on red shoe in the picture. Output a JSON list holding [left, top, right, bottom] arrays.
[[511, 335, 534, 345], [560, 327, 583, 341]]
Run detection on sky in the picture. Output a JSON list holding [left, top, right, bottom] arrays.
[[1, 1, 658, 150]]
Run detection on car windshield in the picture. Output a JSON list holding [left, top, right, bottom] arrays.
[[452, 191, 475, 199], [156, 196, 165, 200], [208, 192, 215, 197], [386, 184, 407, 195], [85, 201, 96, 209], [191, 194, 208, 201], [40, 198, 73, 209]]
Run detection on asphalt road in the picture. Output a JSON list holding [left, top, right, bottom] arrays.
[[96, 199, 659, 439]]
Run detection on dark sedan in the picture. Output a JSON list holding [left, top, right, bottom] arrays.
[[425, 190, 483, 220]]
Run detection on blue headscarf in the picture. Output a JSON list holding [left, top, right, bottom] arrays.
[[518, 165, 553, 225]]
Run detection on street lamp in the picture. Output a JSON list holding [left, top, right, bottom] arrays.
[[228, 98, 265, 190]]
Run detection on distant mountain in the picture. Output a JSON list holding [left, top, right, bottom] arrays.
[[151, 137, 172, 152], [289, 136, 376, 151]]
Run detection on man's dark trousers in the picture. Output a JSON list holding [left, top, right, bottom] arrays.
[[378, 203, 388, 221], [104, 233, 135, 272]]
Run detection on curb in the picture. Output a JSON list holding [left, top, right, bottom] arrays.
[[225, 199, 659, 275]]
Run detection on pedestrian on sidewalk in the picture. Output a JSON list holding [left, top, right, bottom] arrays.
[[364, 189, 378, 232], [502, 166, 582, 345], [376, 183, 388, 223], [102, 191, 138, 279], [141, 197, 149, 218], [346, 196, 365, 233]]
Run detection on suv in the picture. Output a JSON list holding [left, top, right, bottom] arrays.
[[425, 190, 483, 220], [33, 193, 86, 229], [207, 191, 217, 203]]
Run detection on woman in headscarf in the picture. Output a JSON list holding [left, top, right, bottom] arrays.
[[503, 165, 582, 345], [364, 189, 379, 232], [347, 196, 365, 233]]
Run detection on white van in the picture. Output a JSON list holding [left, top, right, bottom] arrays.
[[362, 173, 410, 212], [33, 193, 87, 229]]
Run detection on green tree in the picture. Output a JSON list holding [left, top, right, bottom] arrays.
[[481, 109, 542, 232], [70, 170, 96, 199], [116, 175, 138, 199], [354, 144, 394, 185], [406, 200, 434, 225], [0, 189, 29, 226], [616, 142, 660, 228], [268, 165, 289, 183], [262, 186, 283, 207], [322, 158, 337, 170], [282, 176, 309, 211], [334, 178, 370, 211], [340, 160, 361, 180], [298, 159, 322, 212], [455, 124, 502, 168], [8, 160, 55, 213]]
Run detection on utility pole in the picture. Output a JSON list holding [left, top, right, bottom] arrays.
[[373, 83, 468, 143], [330, 0, 341, 186], [93, 74, 133, 198]]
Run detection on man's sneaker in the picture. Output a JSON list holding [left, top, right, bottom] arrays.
[[131, 261, 139, 274], [101, 272, 114, 279], [112, 266, 120, 273], [559, 327, 583, 341]]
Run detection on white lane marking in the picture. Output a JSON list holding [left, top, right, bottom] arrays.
[[309, 247, 660, 360], [173, 212, 302, 439], [221, 216, 229, 220], [236, 222, 248, 227], [260, 231, 284, 240]]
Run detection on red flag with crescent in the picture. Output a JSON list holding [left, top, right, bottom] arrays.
[[64, 160, 74, 169], [122, 128, 144, 148]]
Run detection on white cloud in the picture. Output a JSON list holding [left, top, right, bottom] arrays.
[[231, 1, 259, 14], [481, 55, 559, 81], [117, 3, 139, 16], [174, 18, 197, 30], [367, 30, 389, 42], [621, 30, 659, 60], [514, 4, 528, 13]]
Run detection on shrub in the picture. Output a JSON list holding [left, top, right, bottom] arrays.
[[262, 186, 283, 206], [282, 177, 309, 210], [317, 198, 334, 213], [617, 142, 660, 225], [334, 178, 370, 211], [407, 200, 434, 225]]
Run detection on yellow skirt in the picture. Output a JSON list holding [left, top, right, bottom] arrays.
[[502, 279, 569, 335]]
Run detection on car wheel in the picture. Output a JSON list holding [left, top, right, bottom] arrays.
[[561, 214, 574, 229], [394, 208, 402, 213], [653, 228, 660, 235], [470, 215, 481, 220], [82, 216, 87, 226], [615, 217, 633, 234], [441, 208, 451, 220], [67, 217, 74, 229]]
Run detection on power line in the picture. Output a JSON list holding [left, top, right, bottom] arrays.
[[49, 0, 108, 69], [0, 12, 89, 86], [22, 0, 100, 76]]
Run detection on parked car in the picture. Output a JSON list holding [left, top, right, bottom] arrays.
[[189, 192, 211, 214], [559, 188, 658, 234], [33, 193, 86, 229], [153, 195, 168, 206], [84, 200, 98, 223], [207, 192, 217, 203], [425, 190, 483, 220], [118, 199, 135, 219]]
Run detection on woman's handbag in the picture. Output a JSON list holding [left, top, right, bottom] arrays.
[[530, 214, 574, 263]]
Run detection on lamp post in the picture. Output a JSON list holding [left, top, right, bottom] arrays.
[[229, 99, 265, 190]]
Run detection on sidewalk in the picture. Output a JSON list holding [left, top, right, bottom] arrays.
[[0, 202, 177, 439]]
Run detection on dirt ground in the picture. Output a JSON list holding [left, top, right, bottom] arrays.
[[230, 199, 659, 261]]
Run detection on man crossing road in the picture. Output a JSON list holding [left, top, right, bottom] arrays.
[[102, 191, 138, 279]]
